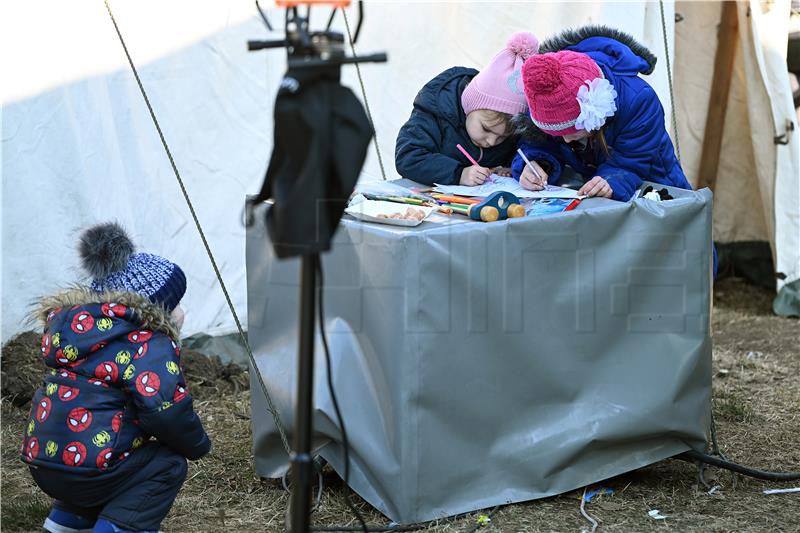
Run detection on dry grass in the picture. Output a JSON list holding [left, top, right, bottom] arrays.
[[2, 278, 799, 532]]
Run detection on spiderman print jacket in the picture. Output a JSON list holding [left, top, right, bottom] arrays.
[[21, 287, 211, 473]]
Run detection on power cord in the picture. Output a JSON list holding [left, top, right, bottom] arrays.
[[677, 449, 800, 481], [316, 260, 369, 533], [307, 507, 501, 533], [313, 261, 500, 533]]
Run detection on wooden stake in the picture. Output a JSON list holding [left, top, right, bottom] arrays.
[[697, 1, 739, 191]]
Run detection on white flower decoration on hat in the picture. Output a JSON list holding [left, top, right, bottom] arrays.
[[575, 78, 618, 132]]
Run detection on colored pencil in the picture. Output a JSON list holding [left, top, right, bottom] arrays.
[[516, 148, 543, 182], [440, 202, 470, 213], [564, 198, 582, 211], [456, 143, 481, 167], [359, 193, 466, 216], [430, 193, 481, 205], [363, 194, 428, 206]]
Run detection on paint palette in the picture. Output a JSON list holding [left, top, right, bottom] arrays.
[[345, 199, 434, 227]]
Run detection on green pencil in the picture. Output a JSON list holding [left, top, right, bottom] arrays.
[[364, 194, 428, 206]]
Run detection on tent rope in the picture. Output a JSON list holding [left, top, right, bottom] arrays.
[[103, 0, 292, 457], [659, 0, 681, 161], [342, 7, 388, 180]]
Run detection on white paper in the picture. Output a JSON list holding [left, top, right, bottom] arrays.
[[648, 510, 669, 520], [433, 174, 580, 199]]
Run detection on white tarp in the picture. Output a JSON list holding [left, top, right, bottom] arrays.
[[248, 184, 713, 523], [1, 1, 676, 340]]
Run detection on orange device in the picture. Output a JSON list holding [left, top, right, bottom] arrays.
[[276, 0, 351, 6]]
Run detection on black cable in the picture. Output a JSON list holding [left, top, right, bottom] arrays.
[[678, 449, 800, 481], [310, 527, 424, 532], [325, 7, 337, 31], [460, 505, 501, 533], [315, 265, 503, 533], [307, 505, 501, 533], [255, 0, 274, 31], [316, 261, 369, 533]]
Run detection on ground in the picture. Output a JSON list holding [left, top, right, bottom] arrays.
[[2, 278, 798, 532]]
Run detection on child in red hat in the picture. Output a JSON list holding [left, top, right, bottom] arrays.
[[395, 32, 550, 186], [512, 26, 692, 200]]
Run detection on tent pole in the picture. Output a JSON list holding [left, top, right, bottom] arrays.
[[697, 0, 739, 191]]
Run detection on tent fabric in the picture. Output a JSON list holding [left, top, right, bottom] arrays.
[[746, 0, 800, 315], [674, 0, 800, 314], [247, 184, 713, 524], [2, 2, 283, 341], [3, 1, 797, 339], [1, 2, 675, 340]]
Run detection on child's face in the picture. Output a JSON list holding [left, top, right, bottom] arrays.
[[171, 304, 185, 330], [465, 110, 509, 149], [561, 130, 591, 143]]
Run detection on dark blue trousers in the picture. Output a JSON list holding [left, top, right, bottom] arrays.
[[30, 442, 188, 531]]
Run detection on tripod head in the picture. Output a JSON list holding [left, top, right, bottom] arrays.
[[248, 0, 386, 68], [247, 0, 386, 258]]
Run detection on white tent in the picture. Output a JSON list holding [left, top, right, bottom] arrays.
[[2, 0, 798, 342], [675, 0, 799, 315]]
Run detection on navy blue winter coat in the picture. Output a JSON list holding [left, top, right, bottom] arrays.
[[513, 30, 691, 201], [21, 288, 211, 474], [395, 67, 518, 185]]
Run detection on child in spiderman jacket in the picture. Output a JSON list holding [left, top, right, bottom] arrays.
[[22, 222, 211, 533]]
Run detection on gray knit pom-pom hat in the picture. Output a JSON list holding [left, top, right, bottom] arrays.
[[78, 222, 186, 311]]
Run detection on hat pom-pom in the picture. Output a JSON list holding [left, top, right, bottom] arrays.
[[506, 32, 539, 59], [79, 222, 135, 279], [522, 55, 562, 94]]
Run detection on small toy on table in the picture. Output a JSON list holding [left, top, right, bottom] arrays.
[[437, 191, 525, 222]]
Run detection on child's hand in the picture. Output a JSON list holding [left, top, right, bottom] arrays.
[[519, 162, 548, 191], [579, 176, 613, 198], [460, 166, 491, 186], [492, 166, 512, 177]]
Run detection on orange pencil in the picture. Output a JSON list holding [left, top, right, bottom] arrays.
[[431, 194, 480, 205]]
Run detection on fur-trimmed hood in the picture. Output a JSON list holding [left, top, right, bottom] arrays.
[[34, 286, 179, 341], [538, 25, 657, 75], [21, 287, 211, 474]]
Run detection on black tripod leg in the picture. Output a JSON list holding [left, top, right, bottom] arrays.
[[290, 253, 318, 533]]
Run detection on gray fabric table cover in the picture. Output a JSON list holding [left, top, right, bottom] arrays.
[[246, 184, 713, 524]]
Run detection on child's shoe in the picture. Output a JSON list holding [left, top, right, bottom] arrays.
[[91, 518, 163, 533], [42, 508, 94, 533]]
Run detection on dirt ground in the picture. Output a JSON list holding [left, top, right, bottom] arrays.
[[2, 277, 798, 532]]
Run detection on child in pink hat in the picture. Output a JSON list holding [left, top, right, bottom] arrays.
[[512, 26, 692, 200], [395, 32, 547, 186]]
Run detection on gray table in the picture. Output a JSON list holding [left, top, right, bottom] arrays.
[[246, 183, 713, 524]]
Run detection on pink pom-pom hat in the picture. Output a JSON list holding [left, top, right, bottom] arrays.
[[521, 50, 603, 136], [461, 32, 540, 116]]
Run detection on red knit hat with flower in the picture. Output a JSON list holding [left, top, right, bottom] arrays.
[[522, 50, 608, 136], [461, 32, 539, 116]]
